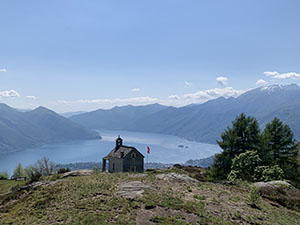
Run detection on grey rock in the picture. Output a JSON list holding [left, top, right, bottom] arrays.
[[118, 181, 150, 199], [156, 172, 199, 184], [61, 169, 92, 178], [18, 180, 63, 191], [254, 180, 300, 212]]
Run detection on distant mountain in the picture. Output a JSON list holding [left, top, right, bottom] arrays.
[[70, 84, 300, 144], [60, 111, 87, 118], [70, 103, 168, 130], [0, 104, 100, 154], [185, 156, 215, 168], [16, 108, 33, 112]]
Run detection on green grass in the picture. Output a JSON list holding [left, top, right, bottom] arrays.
[[1, 168, 300, 224], [0, 180, 26, 194], [193, 194, 206, 200], [150, 216, 192, 225]]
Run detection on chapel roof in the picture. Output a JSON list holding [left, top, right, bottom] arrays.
[[103, 145, 144, 160]]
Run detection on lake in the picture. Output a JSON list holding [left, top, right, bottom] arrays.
[[0, 130, 221, 174]]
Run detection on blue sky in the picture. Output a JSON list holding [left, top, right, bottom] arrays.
[[1, 0, 300, 112]]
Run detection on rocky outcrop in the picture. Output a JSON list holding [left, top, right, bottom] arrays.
[[18, 180, 63, 192], [61, 170, 92, 178], [117, 181, 150, 200], [156, 172, 199, 184], [254, 181, 300, 212]]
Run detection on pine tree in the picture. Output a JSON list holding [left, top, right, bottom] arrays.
[[262, 117, 299, 181], [211, 113, 261, 179]]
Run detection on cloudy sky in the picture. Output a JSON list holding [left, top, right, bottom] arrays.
[[1, 0, 300, 112]]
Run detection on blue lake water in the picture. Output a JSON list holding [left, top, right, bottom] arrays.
[[0, 130, 221, 174]]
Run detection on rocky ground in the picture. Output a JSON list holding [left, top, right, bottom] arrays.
[[1, 167, 300, 224]]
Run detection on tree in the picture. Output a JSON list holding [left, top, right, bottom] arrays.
[[24, 157, 56, 183], [25, 165, 42, 183], [211, 113, 261, 179], [262, 117, 299, 180], [35, 157, 56, 176], [0, 171, 9, 180], [13, 163, 26, 178], [228, 150, 261, 182], [218, 113, 261, 155]]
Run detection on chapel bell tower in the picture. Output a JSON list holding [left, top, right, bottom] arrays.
[[115, 135, 123, 149]]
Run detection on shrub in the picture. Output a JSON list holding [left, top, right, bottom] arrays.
[[57, 168, 71, 174], [35, 157, 56, 176], [25, 166, 42, 183], [254, 165, 284, 182], [248, 186, 261, 207], [227, 150, 261, 182], [0, 171, 9, 180], [13, 163, 26, 178], [20, 157, 56, 183], [227, 170, 239, 181]]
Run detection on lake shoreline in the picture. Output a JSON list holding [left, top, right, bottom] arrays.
[[0, 130, 221, 174]]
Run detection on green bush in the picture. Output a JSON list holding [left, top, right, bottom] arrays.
[[25, 166, 42, 183], [227, 150, 261, 182], [254, 165, 284, 182], [248, 186, 261, 206], [57, 168, 71, 174], [0, 171, 9, 180], [24, 157, 56, 183], [13, 163, 26, 178]]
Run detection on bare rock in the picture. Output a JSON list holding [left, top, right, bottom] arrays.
[[156, 172, 199, 184], [118, 181, 150, 200], [61, 169, 92, 178], [254, 180, 300, 212], [130, 174, 148, 178], [18, 180, 63, 192]]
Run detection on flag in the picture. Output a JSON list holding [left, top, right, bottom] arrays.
[[147, 146, 150, 154]]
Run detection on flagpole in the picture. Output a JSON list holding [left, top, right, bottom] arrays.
[[146, 146, 150, 165]]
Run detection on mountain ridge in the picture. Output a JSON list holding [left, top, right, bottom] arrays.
[[0, 105, 100, 154], [70, 84, 300, 144]]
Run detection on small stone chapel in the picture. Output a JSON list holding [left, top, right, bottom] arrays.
[[102, 136, 144, 173]]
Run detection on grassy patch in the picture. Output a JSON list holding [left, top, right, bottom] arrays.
[[141, 193, 184, 211], [1, 167, 300, 224], [150, 215, 191, 225], [193, 194, 206, 200], [0, 180, 26, 194]]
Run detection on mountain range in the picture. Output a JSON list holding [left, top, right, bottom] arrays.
[[0, 104, 100, 154], [1, 83, 300, 155], [70, 84, 300, 144]]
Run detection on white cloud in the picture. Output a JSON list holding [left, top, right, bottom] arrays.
[[167, 95, 180, 100], [216, 76, 228, 86], [57, 96, 158, 105], [264, 71, 278, 77], [56, 87, 246, 110], [264, 71, 300, 79], [0, 89, 20, 98], [0, 68, 7, 72], [256, 79, 268, 85], [131, 88, 140, 92], [183, 87, 244, 104], [184, 81, 193, 87], [25, 95, 37, 99]]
